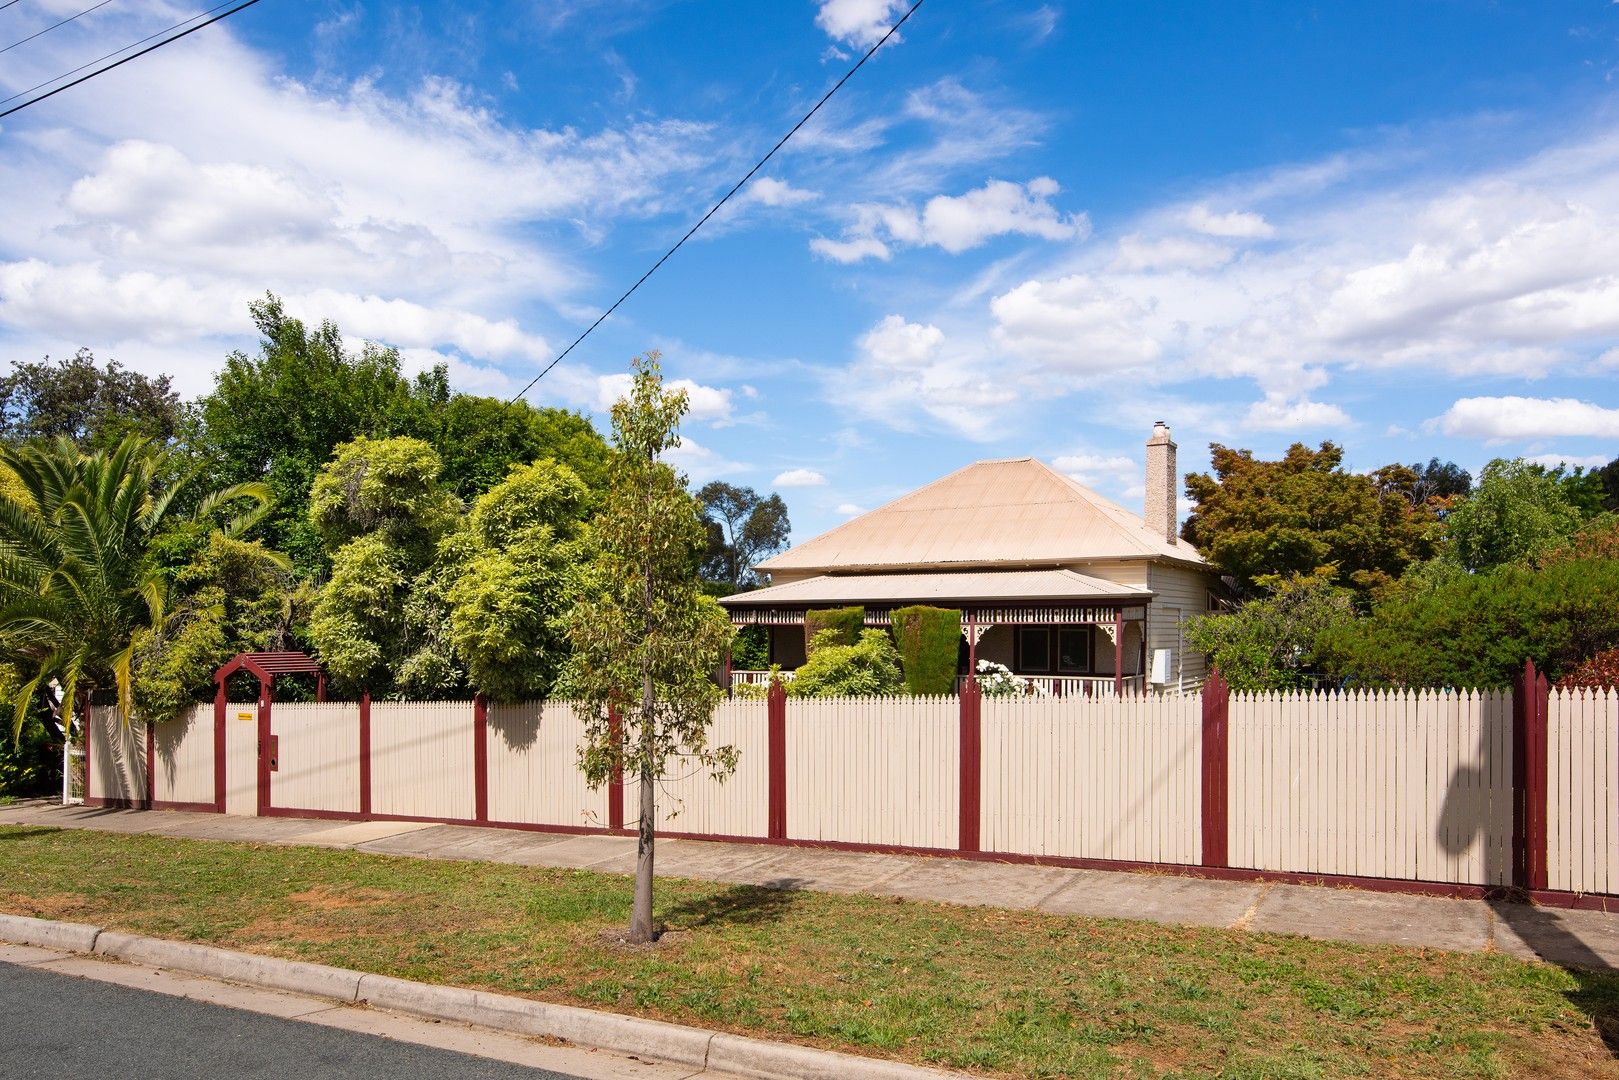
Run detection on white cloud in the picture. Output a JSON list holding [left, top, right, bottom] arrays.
[[818, 177, 1085, 262], [1433, 396, 1619, 440], [1053, 452, 1137, 489], [835, 502, 868, 516], [742, 177, 819, 208], [990, 275, 1162, 373], [1111, 234, 1234, 272], [594, 374, 734, 422], [662, 437, 749, 483], [1241, 394, 1353, 431], [1526, 453, 1612, 470], [815, 0, 907, 47], [833, 315, 1017, 439], [773, 468, 829, 487], [1184, 205, 1276, 239]]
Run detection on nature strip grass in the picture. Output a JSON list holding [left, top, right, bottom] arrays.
[[1, 825, 1615, 1079]]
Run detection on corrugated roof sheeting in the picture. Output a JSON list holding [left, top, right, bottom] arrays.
[[718, 568, 1147, 607], [759, 458, 1203, 573]]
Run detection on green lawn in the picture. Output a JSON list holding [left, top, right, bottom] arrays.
[[2, 825, 1614, 1079]]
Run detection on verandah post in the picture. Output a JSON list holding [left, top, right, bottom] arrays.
[[1200, 668, 1230, 868], [473, 693, 489, 824], [1513, 658, 1550, 892], [958, 674, 981, 852], [767, 678, 787, 840]]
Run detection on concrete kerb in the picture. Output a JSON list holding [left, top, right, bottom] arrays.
[[1, 917, 976, 1080]]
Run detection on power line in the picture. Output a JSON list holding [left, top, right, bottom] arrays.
[[0, 0, 259, 116], [506, 0, 927, 404], [1, 0, 117, 56], [0, 1, 25, 12]]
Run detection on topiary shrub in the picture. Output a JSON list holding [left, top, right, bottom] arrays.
[[803, 606, 864, 656], [787, 629, 903, 697], [891, 606, 962, 695]]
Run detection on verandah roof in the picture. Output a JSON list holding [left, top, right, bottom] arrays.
[[718, 568, 1149, 609]]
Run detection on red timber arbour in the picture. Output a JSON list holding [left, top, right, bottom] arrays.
[[213, 651, 326, 815]]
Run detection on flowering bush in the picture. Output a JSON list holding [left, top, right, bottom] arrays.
[[1557, 647, 1619, 690], [974, 659, 1046, 697]]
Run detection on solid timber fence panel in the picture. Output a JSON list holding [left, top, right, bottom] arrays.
[[787, 695, 959, 849], [369, 700, 476, 821], [628, 700, 771, 838], [485, 700, 610, 829], [1227, 689, 1515, 887], [224, 702, 257, 816], [87, 706, 146, 805], [1547, 688, 1619, 895], [981, 692, 1202, 864], [270, 702, 361, 814], [152, 704, 215, 808]]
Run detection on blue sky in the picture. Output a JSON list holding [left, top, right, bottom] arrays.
[[2, 1, 1618, 542]]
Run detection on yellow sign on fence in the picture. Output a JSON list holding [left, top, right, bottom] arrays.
[[236, 711, 253, 723]]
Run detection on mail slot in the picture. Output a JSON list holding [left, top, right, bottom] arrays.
[[267, 734, 279, 772]]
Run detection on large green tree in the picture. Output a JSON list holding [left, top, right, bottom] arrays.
[[1186, 574, 1358, 691], [432, 394, 610, 498], [1182, 442, 1440, 596], [1442, 458, 1585, 571], [564, 354, 735, 944], [697, 482, 790, 589], [0, 350, 181, 452], [0, 437, 270, 739]]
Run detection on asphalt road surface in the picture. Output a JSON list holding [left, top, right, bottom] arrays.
[[0, 962, 586, 1080]]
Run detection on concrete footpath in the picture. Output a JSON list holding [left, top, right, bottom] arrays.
[[4, 801, 1618, 971]]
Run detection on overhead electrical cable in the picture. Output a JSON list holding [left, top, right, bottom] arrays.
[[505, 0, 926, 404], [0, 0, 260, 116], [1, 0, 118, 56], [0, 1, 25, 12]]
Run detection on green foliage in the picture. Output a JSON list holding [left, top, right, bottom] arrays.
[[0, 436, 271, 738], [562, 352, 736, 942], [1182, 443, 1440, 596], [0, 349, 181, 452], [891, 606, 961, 695], [0, 665, 56, 795], [732, 626, 768, 670], [1443, 458, 1586, 571], [803, 607, 864, 655], [193, 295, 437, 573], [309, 436, 460, 554], [1317, 557, 1619, 688], [442, 461, 590, 702], [134, 535, 301, 722], [1185, 575, 1358, 692], [697, 482, 790, 588], [786, 629, 904, 698], [308, 533, 409, 690], [432, 394, 609, 498]]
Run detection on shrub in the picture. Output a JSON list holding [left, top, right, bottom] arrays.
[[1557, 647, 1619, 690], [803, 607, 864, 656], [975, 659, 1045, 698], [787, 630, 903, 697], [1186, 574, 1357, 692], [892, 606, 961, 694], [732, 625, 768, 670]]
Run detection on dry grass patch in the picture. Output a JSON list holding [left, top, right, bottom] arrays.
[[1, 825, 1615, 1079]]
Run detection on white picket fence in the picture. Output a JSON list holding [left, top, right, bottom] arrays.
[[85, 684, 1619, 897]]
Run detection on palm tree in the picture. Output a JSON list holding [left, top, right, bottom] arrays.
[[0, 435, 272, 739]]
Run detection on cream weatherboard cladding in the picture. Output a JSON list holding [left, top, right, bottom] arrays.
[[486, 701, 609, 829], [151, 704, 214, 807], [270, 702, 361, 814]]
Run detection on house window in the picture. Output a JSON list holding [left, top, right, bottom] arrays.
[[1016, 627, 1051, 672], [1056, 628, 1092, 674]]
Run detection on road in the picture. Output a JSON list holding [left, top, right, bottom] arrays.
[[0, 961, 586, 1080]]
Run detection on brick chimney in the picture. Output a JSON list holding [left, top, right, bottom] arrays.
[[1145, 421, 1177, 545]]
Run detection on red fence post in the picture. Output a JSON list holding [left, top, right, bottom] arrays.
[[1514, 659, 1550, 892], [358, 689, 372, 817], [256, 677, 272, 816], [767, 679, 788, 840], [608, 706, 625, 832], [144, 718, 156, 810], [473, 693, 489, 824], [959, 675, 982, 853], [1200, 669, 1230, 868], [213, 683, 227, 812]]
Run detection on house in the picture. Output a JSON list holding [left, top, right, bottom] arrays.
[[718, 423, 1219, 694]]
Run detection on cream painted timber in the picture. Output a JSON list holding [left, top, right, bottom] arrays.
[[1547, 688, 1619, 895], [625, 700, 770, 838], [1146, 562, 1214, 689], [370, 701, 476, 821], [1228, 689, 1515, 887], [981, 693, 1200, 864], [787, 695, 959, 849], [485, 701, 609, 829], [224, 702, 258, 815], [270, 702, 361, 814], [152, 704, 215, 806], [87, 706, 146, 803]]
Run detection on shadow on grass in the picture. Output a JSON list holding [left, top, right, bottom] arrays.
[[660, 881, 805, 931], [1489, 899, 1619, 1057], [0, 826, 61, 840]]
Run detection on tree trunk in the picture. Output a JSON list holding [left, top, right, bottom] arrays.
[[630, 756, 655, 943]]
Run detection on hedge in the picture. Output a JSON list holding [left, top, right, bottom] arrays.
[[892, 605, 962, 695], [803, 606, 864, 656]]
